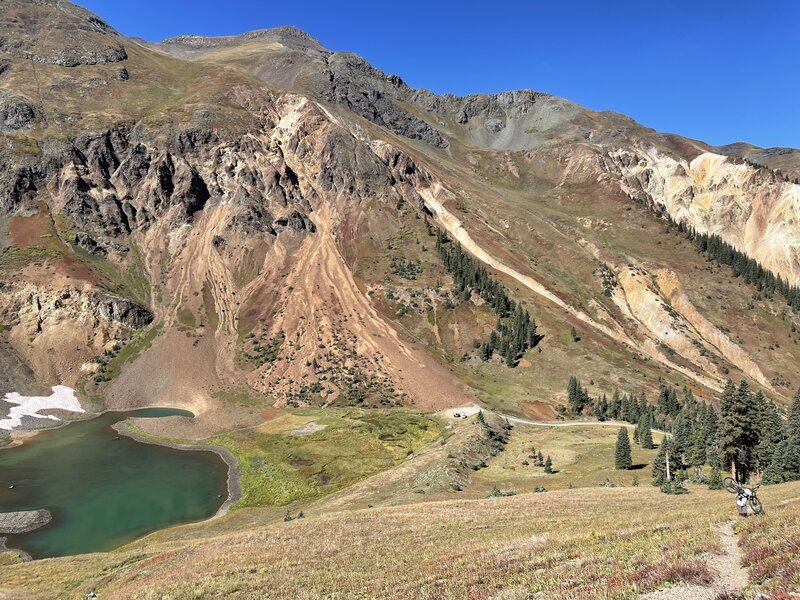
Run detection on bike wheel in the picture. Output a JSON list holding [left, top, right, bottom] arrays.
[[749, 496, 764, 514], [723, 477, 738, 494]]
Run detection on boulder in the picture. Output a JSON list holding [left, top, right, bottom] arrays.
[[0, 509, 52, 534]]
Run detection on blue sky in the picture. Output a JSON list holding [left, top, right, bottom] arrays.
[[80, 0, 799, 148]]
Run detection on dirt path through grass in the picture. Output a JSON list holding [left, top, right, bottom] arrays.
[[642, 520, 747, 599]]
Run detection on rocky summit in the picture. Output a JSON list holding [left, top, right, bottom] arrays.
[[0, 2, 800, 598]]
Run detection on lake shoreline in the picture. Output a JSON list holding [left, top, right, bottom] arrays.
[[1, 408, 242, 560], [111, 420, 243, 517], [0, 536, 32, 562]]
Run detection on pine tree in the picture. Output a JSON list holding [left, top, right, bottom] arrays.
[[789, 389, 800, 441], [754, 395, 784, 474], [764, 439, 800, 484], [544, 456, 553, 474], [640, 415, 655, 450], [653, 437, 672, 485], [703, 405, 722, 469], [608, 391, 621, 420], [615, 427, 632, 470], [536, 450, 544, 466], [671, 413, 693, 469], [707, 467, 723, 490], [567, 376, 579, 411], [718, 380, 758, 482]]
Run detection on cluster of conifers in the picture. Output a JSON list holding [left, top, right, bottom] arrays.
[[432, 226, 541, 367], [574, 377, 800, 488]]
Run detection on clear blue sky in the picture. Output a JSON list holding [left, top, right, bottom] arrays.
[[79, 0, 799, 149]]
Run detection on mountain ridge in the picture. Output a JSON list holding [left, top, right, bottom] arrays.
[[0, 0, 799, 437]]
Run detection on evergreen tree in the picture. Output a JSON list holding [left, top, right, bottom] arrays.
[[435, 230, 539, 367], [718, 380, 759, 482], [764, 439, 800, 484], [653, 437, 672, 486], [671, 412, 693, 469], [686, 415, 709, 478], [544, 456, 553, 474], [567, 376, 588, 414], [567, 376, 579, 412], [615, 427, 632, 470], [640, 415, 655, 450], [593, 394, 608, 421], [670, 215, 800, 311], [789, 389, 800, 441], [707, 467, 723, 490], [754, 394, 784, 474], [608, 391, 622, 420], [703, 405, 722, 469]]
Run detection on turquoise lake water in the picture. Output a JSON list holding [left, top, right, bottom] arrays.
[[0, 408, 228, 558]]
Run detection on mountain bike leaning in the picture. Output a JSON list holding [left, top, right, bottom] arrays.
[[723, 477, 763, 515]]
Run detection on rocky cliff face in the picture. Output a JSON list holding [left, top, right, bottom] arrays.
[[607, 148, 800, 286], [1, 1, 799, 424]]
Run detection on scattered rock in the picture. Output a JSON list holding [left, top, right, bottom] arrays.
[[273, 210, 316, 233], [484, 117, 505, 133], [74, 232, 107, 256], [0, 91, 37, 131], [116, 67, 129, 81]]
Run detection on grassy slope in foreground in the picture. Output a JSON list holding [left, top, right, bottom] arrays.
[[5, 482, 800, 598], [739, 496, 800, 594]]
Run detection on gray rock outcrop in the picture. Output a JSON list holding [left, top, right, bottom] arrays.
[[0, 509, 52, 534]]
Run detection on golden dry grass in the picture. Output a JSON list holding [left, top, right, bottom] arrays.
[[739, 495, 800, 595], [5, 482, 800, 599], [470, 423, 664, 495]]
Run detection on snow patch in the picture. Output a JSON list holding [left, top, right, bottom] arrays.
[[0, 385, 84, 431]]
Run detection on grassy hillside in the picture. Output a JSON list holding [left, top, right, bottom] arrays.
[[6, 479, 800, 599], [4, 412, 800, 599]]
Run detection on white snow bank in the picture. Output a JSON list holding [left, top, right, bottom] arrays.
[[0, 385, 84, 431]]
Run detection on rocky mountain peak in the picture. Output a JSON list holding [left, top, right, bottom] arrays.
[[0, 0, 127, 66]]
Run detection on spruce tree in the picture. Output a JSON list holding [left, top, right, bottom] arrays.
[[640, 415, 655, 450], [615, 427, 632, 470], [544, 456, 553, 474], [567, 376, 579, 412], [671, 413, 693, 470], [652, 437, 671, 485], [789, 389, 800, 441], [707, 467, 723, 490], [718, 380, 758, 482], [755, 396, 784, 474]]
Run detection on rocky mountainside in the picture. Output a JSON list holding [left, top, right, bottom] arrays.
[[1, 0, 799, 436]]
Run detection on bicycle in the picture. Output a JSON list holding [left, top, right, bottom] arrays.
[[723, 477, 764, 514]]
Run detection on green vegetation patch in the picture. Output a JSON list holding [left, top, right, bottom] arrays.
[[0, 246, 60, 270], [177, 308, 196, 329], [208, 408, 442, 508], [211, 387, 272, 407], [103, 323, 163, 380]]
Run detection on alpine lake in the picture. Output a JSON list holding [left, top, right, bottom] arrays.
[[0, 408, 228, 558]]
